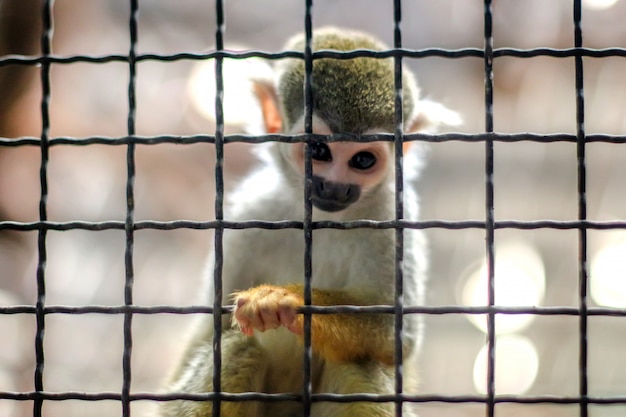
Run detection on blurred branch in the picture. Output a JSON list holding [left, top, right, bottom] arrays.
[[0, 0, 40, 136]]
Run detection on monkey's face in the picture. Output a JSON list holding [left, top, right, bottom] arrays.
[[287, 124, 391, 213]]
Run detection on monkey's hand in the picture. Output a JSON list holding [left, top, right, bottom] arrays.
[[232, 284, 396, 365], [232, 285, 304, 336]]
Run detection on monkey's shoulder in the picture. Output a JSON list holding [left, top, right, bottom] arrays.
[[226, 166, 299, 219]]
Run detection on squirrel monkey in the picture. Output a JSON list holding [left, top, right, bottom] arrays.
[[159, 27, 458, 417]]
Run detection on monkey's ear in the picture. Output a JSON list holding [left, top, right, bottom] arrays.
[[252, 81, 283, 134], [407, 99, 462, 134], [187, 55, 279, 134]]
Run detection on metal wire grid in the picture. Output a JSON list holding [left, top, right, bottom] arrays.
[[1, 1, 626, 417]]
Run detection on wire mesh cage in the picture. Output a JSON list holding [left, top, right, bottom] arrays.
[[1, 1, 626, 417]]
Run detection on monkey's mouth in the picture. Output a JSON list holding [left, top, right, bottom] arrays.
[[311, 197, 352, 212]]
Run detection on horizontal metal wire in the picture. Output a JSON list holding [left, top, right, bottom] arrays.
[[2, 133, 626, 147], [2, 47, 626, 67], [1, 219, 625, 232], [0, 390, 625, 405], [1, 304, 626, 317]]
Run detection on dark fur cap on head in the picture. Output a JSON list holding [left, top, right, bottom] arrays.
[[276, 27, 420, 133]]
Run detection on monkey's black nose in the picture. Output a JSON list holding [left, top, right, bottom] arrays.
[[311, 176, 361, 212]]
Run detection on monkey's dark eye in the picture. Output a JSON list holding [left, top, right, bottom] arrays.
[[349, 151, 377, 170], [310, 142, 332, 162]]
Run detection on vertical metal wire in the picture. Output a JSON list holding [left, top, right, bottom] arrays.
[[392, 0, 405, 416], [34, 1, 53, 416], [573, 1, 589, 417], [212, 1, 226, 416], [302, 2, 314, 416], [483, 1, 496, 417], [122, 1, 139, 416]]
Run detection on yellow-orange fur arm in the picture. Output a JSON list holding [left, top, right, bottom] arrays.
[[232, 284, 394, 365]]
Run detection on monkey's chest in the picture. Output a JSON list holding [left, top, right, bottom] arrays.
[[254, 229, 355, 288]]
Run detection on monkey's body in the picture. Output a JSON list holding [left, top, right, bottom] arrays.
[[159, 27, 456, 417], [163, 163, 425, 417]]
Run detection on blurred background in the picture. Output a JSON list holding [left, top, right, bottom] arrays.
[[1, 0, 625, 416]]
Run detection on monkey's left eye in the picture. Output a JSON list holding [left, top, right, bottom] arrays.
[[349, 152, 377, 170]]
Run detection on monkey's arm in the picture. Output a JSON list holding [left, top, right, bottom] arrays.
[[232, 284, 395, 365]]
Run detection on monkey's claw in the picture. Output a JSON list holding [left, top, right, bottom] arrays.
[[232, 285, 303, 336]]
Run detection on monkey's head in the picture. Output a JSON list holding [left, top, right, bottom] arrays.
[[252, 27, 457, 214]]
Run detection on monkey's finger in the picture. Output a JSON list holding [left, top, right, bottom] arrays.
[[233, 299, 259, 335], [242, 309, 266, 332], [277, 304, 302, 335], [234, 294, 250, 309], [239, 324, 255, 336], [258, 306, 281, 330], [234, 310, 260, 336]]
